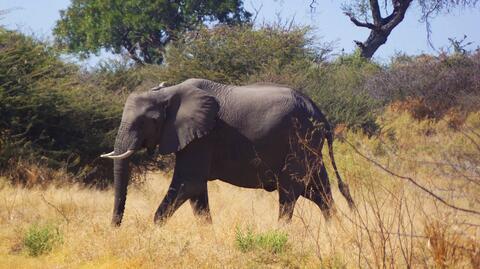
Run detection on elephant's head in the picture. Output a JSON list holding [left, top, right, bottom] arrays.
[[101, 84, 219, 226]]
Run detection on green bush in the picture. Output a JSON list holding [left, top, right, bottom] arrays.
[[305, 52, 381, 133], [0, 28, 123, 184], [86, 59, 142, 93], [23, 223, 63, 256], [144, 24, 324, 85], [235, 227, 289, 254]]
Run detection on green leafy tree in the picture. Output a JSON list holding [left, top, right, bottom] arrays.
[[54, 0, 251, 64]]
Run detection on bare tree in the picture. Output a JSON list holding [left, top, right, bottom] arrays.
[[310, 0, 479, 59]]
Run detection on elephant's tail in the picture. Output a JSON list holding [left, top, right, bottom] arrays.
[[326, 130, 355, 209]]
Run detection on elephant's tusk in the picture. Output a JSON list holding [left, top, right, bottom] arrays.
[[104, 150, 135, 160], [100, 151, 116, 158]]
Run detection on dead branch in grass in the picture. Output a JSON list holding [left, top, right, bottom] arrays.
[[343, 139, 480, 216], [41, 194, 70, 224]]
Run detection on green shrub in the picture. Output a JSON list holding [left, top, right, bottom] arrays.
[[87, 59, 142, 93], [305, 52, 381, 133], [235, 227, 289, 254], [23, 223, 63, 256], [0, 28, 123, 184], [0, 25, 381, 185], [144, 24, 325, 85], [0, 28, 176, 185]]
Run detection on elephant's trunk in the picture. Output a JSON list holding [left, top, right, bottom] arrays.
[[111, 123, 139, 226], [112, 158, 129, 226]]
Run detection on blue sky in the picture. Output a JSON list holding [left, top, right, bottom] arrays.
[[2, 0, 479, 65]]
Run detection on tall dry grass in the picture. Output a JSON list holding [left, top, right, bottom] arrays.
[[0, 110, 479, 268]]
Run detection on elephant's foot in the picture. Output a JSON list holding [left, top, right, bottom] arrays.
[[190, 193, 212, 224]]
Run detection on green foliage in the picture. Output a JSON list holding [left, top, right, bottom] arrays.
[[305, 52, 381, 133], [54, 0, 251, 64], [0, 28, 123, 183], [235, 226, 289, 254], [23, 223, 63, 256], [86, 59, 142, 93], [152, 24, 322, 85]]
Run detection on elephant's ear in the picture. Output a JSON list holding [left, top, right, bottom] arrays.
[[159, 86, 219, 154]]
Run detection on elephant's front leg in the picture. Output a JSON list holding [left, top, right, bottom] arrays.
[[154, 139, 213, 225], [189, 188, 212, 223]]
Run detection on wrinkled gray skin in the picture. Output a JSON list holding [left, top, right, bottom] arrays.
[[108, 78, 354, 226]]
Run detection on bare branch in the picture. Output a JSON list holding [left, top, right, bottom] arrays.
[[344, 12, 376, 29], [41, 194, 70, 224], [309, 0, 317, 11], [382, 0, 413, 32], [249, 1, 263, 23], [343, 139, 480, 216]]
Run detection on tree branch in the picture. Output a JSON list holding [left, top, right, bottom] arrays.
[[344, 12, 376, 29], [382, 0, 413, 32], [122, 40, 144, 66], [369, 0, 383, 24], [41, 194, 70, 224], [354, 40, 366, 49]]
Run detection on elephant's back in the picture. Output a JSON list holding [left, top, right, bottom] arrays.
[[218, 85, 298, 139]]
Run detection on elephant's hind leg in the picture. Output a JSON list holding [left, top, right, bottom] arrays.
[[154, 181, 189, 225], [154, 179, 211, 224], [303, 164, 335, 220], [189, 189, 212, 223]]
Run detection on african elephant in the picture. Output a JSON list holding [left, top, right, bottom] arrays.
[[101, 78, 354, 226]]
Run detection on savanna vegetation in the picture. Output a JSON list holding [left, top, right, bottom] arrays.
[[1, 16, 479, 268]]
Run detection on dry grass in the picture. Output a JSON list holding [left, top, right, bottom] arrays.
[[0, 110, 479, 268]]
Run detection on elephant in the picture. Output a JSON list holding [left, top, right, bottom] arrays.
[[101, 78, 354, 226]]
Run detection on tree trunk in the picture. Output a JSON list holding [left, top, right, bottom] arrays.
[[344, 0, 413, 59], [358, 30, 389, 59]]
